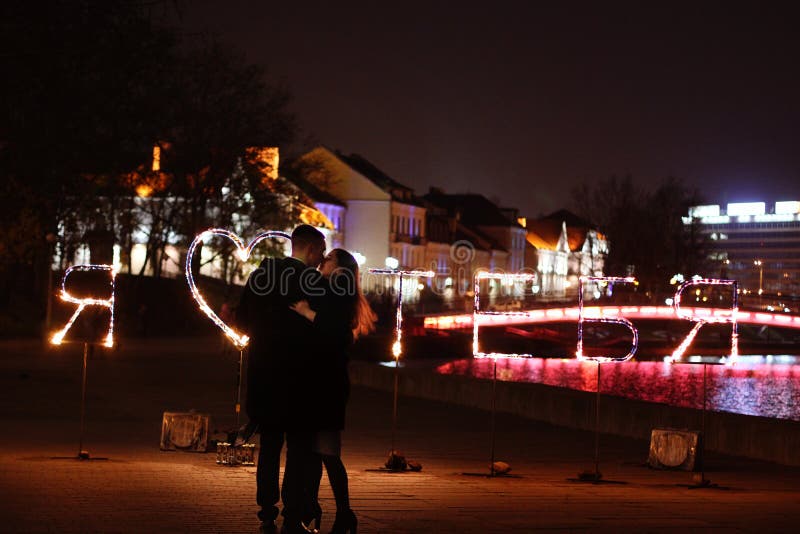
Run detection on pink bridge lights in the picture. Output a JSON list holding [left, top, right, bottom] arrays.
[[423, 306, 800, 331], [426, 276, 800, 364]]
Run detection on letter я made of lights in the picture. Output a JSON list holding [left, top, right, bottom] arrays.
[[571, 276, 638, 483], [367, 268, 435, 472], [49, 264, 117, 461], [185, 228, 291, 430], [666, 278, 739, 490]]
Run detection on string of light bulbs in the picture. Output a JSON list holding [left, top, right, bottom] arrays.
[[368, 268, 435, 358], [185, 228, 290, 349], [51, 264, 116, 348], [667, 278, 738, 364]]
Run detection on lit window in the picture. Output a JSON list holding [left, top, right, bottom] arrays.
[[152, 144, 161, 172]]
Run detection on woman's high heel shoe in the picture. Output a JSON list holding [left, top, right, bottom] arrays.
[[313, 502, 322, 531], [328, 509, 357, 534]]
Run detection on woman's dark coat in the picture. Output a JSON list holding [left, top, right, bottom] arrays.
[[309, 290, 355, 431]]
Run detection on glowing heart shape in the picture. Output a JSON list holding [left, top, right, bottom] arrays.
[[185, 228, 290, 349]]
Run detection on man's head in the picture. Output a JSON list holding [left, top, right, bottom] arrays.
[[290, 224, 326, 267]]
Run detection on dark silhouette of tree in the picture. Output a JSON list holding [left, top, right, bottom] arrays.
[[571, 175, 646, 276], [0, 1, 298, 326], [1, 0, 179, 321], [166, 39, 296, 244], [571, 176, 709, 301]]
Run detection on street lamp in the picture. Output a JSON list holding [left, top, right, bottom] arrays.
[[754, 259, 763, 308]]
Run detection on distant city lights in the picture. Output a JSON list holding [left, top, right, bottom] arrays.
[[685, 200, 800, 225]]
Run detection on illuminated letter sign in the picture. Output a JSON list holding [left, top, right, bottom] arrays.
[[368, 268, 436, 359], [667, 279, 738, 363], [577, 276, 638, 362], [472, 271, 538, 358], [185, 228, 290, 349], [51, 265, 116, 348]]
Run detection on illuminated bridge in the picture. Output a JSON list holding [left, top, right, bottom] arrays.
[[423, 305, 800, 331], [422, 305, 800, 421]]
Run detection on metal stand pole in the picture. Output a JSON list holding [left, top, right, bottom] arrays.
[[389, 274, 403, 467], [688, 363, 718, 489], [489, 357, 498, 476], [236, 349, 244, 429], [593, 361, 601, 479], [391, 354, 399, 457], [700, 363, 708, 483], [575, 361, 603, 481], [461, 357, 518, 478], [51, 343, 107, 462], [569, 361, 624, 484], [77, 342, 90, 459]]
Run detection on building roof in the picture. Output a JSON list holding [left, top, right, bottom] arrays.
[[526, 221, 563, 250], [425, 204, 507, 252], [333, 151, 423, 205], [423, 191, 524, 228], [283, 173, 346, 207], [527, 209, 602, 251], [539, 209, 596, 230], [426, 213, 494, 252]]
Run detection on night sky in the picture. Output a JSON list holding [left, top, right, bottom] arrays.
[[174, 1, 800, 217]]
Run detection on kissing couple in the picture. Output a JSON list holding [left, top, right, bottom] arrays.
[[236, 224, 375, 534]]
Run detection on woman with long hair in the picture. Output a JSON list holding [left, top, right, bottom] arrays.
[[290, 248, 376, 534]]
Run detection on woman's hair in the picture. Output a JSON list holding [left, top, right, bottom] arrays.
[[329, 248, 377, 339]]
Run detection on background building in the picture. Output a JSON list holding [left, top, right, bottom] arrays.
[[423, 189, 526, 273], [294, 147, 427, 294], [526, 210, 608, 300], [686, 201, 800, 310]]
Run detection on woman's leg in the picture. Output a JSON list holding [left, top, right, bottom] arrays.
[[321, 454, 350, 512], [322, 454, 357, 533]]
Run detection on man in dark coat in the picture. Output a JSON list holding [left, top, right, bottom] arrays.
[[236, 224, 326, 533]]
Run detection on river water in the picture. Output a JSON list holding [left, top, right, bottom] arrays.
[[435, 355, 800, 421]]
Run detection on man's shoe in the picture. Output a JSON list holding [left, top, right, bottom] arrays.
[[259, 520, 278, 533]]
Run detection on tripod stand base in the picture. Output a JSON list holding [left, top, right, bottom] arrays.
[[365, 449, 423, 473], [680, 473, 728, 490], [568, 470, 626, 484], [51, 451, 109, 461], [365, 467, 419, 474]]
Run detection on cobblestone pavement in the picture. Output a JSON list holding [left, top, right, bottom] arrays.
[[2, 338, 800, 533]]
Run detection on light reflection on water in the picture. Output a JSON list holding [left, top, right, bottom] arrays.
[[435, 355, 800, 421]]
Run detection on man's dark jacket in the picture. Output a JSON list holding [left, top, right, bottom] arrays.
[[236, 256, 323, 430]]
